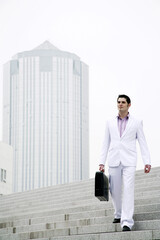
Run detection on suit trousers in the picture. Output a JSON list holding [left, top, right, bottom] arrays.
[[109, 164, 136, 229]]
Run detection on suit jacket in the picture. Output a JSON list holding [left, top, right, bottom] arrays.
[[99, 115, 151, 167]]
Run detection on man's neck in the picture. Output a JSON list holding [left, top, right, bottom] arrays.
[[118, 111, 129, 119]]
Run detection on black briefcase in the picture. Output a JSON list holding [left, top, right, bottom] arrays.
[[95, 171, 109, 201]]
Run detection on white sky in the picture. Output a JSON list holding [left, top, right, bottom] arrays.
[[0, 0, 160, 178]]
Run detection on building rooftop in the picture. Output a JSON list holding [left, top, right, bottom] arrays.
[[12, 40, 80, 61], [33, 40, 59, 50]]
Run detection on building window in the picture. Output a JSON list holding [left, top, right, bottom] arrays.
[[73, 60, 80, 75], [0, 169, 6, 183]]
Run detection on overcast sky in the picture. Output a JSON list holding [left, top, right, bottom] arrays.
[[0, 0, 160, 178]]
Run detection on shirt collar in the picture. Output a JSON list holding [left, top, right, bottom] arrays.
[[117, 112, 130, 120]]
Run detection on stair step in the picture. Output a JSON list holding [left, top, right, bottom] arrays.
[[49, 230, 159, 240]]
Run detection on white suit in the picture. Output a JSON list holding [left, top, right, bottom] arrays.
[[99, 115, 151, 229]]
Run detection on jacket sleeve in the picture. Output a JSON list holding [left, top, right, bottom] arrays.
[[99, 121, 111, 165], [137, 120, 151, 165]]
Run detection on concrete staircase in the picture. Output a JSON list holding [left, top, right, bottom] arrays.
[[0, 167, 160, 240]]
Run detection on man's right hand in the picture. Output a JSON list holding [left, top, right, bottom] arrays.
[[144, 164, 151, 173], [99, 164, 105, 172]]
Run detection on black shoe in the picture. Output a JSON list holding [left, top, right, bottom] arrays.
[[113, 218, 121, 223], [122, 225, 131, 231]]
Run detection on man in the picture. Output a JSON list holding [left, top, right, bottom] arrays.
[[99, 94, 151, 231]]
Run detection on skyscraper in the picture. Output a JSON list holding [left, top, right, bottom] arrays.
[[3, 41, 89, 192]]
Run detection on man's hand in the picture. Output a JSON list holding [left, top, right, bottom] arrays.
[[144, 164, 151, 173], [99, 164, 105, 172]]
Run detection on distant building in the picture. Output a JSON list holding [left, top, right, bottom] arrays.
[[3, 41, 89, 192], [0, 142, 13, 195]]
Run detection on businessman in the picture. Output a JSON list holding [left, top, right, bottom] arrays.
[[99, 94, 151, 231]]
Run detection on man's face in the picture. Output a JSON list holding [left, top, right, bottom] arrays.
[[117, 97, 131, 112]]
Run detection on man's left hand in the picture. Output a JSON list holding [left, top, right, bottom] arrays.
[[144, 164, 151, 173]]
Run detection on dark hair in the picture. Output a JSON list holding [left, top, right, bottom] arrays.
[[117, 94, 131, 104]]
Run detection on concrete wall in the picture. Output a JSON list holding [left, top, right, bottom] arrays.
[[0, 141, 13, 195]]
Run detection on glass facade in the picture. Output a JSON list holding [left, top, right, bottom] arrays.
[[3, 41, 89, 192]]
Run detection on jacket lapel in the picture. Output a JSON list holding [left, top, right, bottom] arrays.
[[121, 116, 133, 138], [113, 117, 120, 138]]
